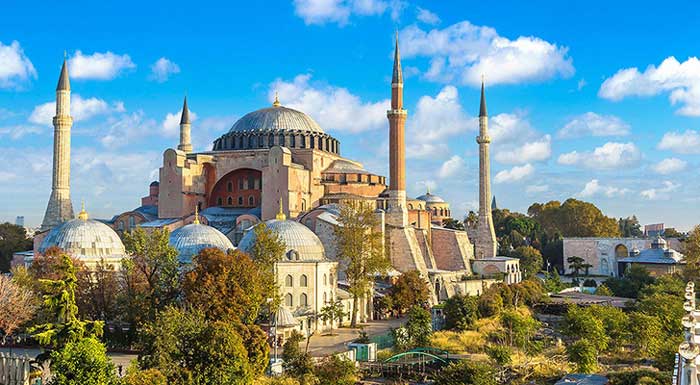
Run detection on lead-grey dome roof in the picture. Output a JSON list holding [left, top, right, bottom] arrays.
[[228, 105, 324, 134], [238, 218, 326, 261], [416, 192, 446, 203], [39, 218, 126, 259], [169, 223, 235, 263]]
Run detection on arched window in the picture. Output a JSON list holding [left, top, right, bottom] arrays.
[[329, 274, 334, 286], [408, 204, 413, 210], [249, 196, 255, 206], [268, 135, 274, 147], [128, 216, 136, 228], [300, 136, 306, 148], [238, 196, 243, 205], [301, 199, 306, 211], [323, 292, 327, 303], [238, 178, 244, 190], [300, 293, 308, 307], [290, 135, 296, 147], [227, 196, 233, 205], [432, 207, 438, 215], [279, 134, 285, 146], [285, 275, 293, 287], [118, 221, 124, 231], [300, 274, 308, 287], [227, 181, 233, 192], [323, 274, 327, 285], [285, 293, 293, 307]]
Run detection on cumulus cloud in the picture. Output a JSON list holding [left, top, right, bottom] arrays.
[[651, 158, 687, 175], [558, 142, 641, 170], [161, 108, 198, 138], [399, 21, 574, 86], [494, 164, 534, 183], [29, 95, 121, 125], [149, 57, 180, 82], [293, 0, 401, 25], [577, 179, 629, 198], [416, 7, 440, 25], [557, 112, 630, 138], [526, 184, 549, 194], [407, 85, 472, 141], [640, 181, 680, 200], [269, 73, 389, 133], [437, 155, 464, 178], [488, 112, 536, 143], [494, 135, 551, 164], [658, 130, 700, 154], [0, 40, 37, 88], [101, 110, 158, 148], [406, 142, 449, 159], [599, 56, 700, 116], [68, 50, 135, 80]]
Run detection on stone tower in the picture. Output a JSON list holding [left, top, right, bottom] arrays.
[[178, 96, 192, 153], [386, 32, 408, 227], [475, 81, 497, 258], [41, 59, 74, 231]]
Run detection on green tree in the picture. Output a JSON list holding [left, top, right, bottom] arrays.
[[282, 331, 315, 383], [628, 312, 663, 357], [183, 248, 266, 325], [604, 265, 654, 298], [443, 294, 478, 331], [510, 246, 543, 279], [122, 227, 180, 319], [433, 361, 496, 385], [594, 284, 612, 296], [405, 305, 432, 348], [314, 355, 358, 385], [588, 305, 629, 351], [334, 202, 389, 327], [388, 270, 431, 314], [567, 256, 586, 277], [247, 223, 286, 312], [618, 216, 643, 238], [139, 306, 256, 384], [48, 337, 117, 385], [319, 299, 346, 336], [543, 269, 567, 293], [0, 222, 33, 273], [442, 218, 465, 230], [499, 308, 540, 349], [30, 254, 103, 349], [567, 339, 597, 374], [122, 367, 168, 385], [528, 199, 621, 238], [684, 225, 700, 280], [562, 305, 608, 352]]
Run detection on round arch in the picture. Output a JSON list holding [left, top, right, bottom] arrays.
[[208, 168, 262, 208]]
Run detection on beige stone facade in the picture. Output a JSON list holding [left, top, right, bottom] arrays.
[[563, 238, 646, 276]]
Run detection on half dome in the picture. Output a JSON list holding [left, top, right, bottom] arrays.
[[169, 223, 235, 263]]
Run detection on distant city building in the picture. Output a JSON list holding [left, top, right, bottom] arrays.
[[644, 223, 664, 237], [15, 216, 24, 227]]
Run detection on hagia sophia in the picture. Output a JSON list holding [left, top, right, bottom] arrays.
[[15, 35, 522, 335]]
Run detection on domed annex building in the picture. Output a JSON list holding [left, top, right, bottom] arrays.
[[168, 209, 234, 264], [238, 206, 345, 336]]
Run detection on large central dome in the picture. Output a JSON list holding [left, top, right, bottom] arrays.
[[228, 105, 324, 134]]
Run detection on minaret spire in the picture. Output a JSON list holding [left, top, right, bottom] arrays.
[[386, 31, 408, 227], [41, 57, 75, 230], [178, 96, 193, 153], [475, 80, 497, 258]]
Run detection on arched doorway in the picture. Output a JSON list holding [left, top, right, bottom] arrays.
[[208, 168, 262, 208], [615, 244, 629, 258]]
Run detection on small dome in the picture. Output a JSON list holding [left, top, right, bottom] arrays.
[[276, 307, 297, 328], [39, 218, 126, 259], [416, 192, 445, 204], [238, 218, 326, 261], [324, 159, 369, 174], [169, 223, 235, 263], [228, 105, 324, 134]]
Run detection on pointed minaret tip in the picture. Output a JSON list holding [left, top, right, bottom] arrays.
[[180, 96, 190, 125], [57, 57, 70, 91], [479, 76, 487, 117], [392, 31, 403, 85]]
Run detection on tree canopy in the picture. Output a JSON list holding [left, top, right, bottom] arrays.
[[527, 199, 621, 238]]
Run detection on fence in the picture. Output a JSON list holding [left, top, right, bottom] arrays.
[[0, 352, 34, 385]]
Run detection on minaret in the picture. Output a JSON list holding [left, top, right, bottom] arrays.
[[41, 58, 74, 231], [386, 32, 408, 227], [178, 96, 192, 153], [475, 80, 498, 258]]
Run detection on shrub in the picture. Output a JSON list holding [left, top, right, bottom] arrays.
[[48, 337, 117, 385]]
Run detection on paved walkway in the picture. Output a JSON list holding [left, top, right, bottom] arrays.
[[306, 317, 405, 357]]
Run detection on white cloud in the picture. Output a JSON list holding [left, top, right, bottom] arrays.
[[488, 112, 535, 143], [557, 112, 630, 138], [558, 142, 641, 170], [494, 164, 534, 183], [526, 184, 549, 194], [101, 110, 158, 148], [651, 158, 687, 175], [438, 155, 464, 178], [0, 41, 36, 88], [149, 57, 180, 82], [161, 109, 198, 138], [407, 85, 472, 141], [658, 130, 700, 154], [599, 56, 700, 116], [69, 50, 135, 80], [416, 7, 440, 25], [577, 79, 586, 91], [399, 21, 574, 86], [406, 142, 449, 159], [640, 181, 680, 200], [577, 179, 629, 198], [0, 171, 16, 182], [0, 125, 43, 139], [293, 0, 395, 25], [29, 95, 118, 125], [269, 73, 389, 133], [494, 135, 551, 164]]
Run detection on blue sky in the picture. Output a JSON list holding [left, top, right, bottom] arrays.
[[2, 0, 700, 230]]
